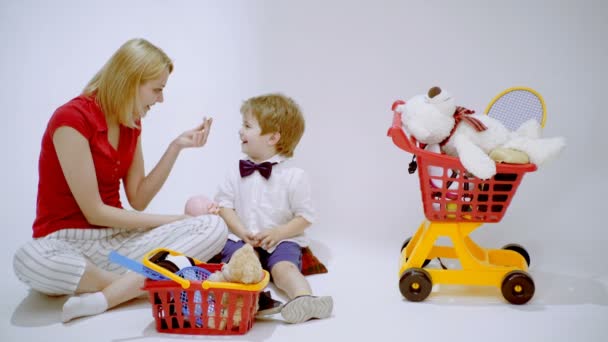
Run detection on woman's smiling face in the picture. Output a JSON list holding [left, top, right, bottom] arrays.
[[137, 67, 169, 118]]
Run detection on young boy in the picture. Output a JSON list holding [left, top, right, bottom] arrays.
[[215, 93, 333, 324]]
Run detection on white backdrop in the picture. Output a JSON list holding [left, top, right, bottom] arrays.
[[1, 0, 606, 306]]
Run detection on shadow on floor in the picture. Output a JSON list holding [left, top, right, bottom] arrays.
[[111, 318, 280, 342], [10, 290, 150, 327], [10, 291, 65, 327], [401, 268, 608, 308], [308, 239, 332, 268], [532, 270, 608, 306]]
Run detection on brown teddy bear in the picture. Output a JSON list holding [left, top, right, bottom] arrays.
[[207, 244, 263, 284], [207, 244, 264, 330]]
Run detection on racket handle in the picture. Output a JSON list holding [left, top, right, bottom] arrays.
[[109, 250, 165, 279]]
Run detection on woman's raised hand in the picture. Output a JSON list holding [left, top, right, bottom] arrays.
[[172, 117, 213, 150]]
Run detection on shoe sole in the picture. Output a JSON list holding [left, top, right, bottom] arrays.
[[255, 304, 284, 317], [280, 296, 333, 324]]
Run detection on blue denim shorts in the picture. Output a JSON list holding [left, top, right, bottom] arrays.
[[220, 240, 302, 271]]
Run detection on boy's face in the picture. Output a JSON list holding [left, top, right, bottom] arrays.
[[239, 110, 277, 161]]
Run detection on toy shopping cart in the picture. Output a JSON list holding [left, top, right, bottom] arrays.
[[387, 100, 536, 305], [141, 248, 270, 335]]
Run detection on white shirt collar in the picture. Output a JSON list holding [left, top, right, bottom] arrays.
[[244, 154, 287, 164]]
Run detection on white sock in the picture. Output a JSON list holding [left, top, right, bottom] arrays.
[[62, 292, 108, 323]]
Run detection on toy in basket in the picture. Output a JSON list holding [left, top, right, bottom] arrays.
[[387, 87, 563, 305], [141, 246, 269, 335]]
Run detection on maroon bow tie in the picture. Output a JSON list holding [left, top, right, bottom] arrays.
[[239, 160, 276, 179]]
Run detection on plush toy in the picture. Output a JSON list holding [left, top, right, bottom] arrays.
[[207, 244, 263, 330], [149, 250, 195, 273], [207, 244, 263, 284], [184, 195, 219, 216], [397, 86, 565, 179]]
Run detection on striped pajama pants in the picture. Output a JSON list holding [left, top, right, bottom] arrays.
[[13, 215, 228, 296]]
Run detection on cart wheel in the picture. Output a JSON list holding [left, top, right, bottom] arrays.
[[501, 270, 535, 305], [401, 237, 431, 268], [502, 243, 530, 267], [399, 268, 432, 302]]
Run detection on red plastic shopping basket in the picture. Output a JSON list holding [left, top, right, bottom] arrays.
[[142, 263, 266, 335], [387, 102, 537, 223]]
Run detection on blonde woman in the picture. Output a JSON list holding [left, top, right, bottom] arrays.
[[13, 38, 228, 322]]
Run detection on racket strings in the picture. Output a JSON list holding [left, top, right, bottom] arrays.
[[486, 90, 544, 131]]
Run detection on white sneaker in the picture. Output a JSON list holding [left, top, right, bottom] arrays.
[[280, 295, 333, 324], [255, 291, 284, 317]]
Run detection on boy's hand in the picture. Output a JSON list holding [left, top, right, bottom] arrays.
[[241, 231, 259, 247], [253, 228, 283, 250], [207, 202, 220, 215]]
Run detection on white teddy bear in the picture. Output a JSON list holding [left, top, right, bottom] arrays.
[[397, 87, 565, 179]]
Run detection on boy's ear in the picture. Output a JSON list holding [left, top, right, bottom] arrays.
[[268, 132, 281, 145]]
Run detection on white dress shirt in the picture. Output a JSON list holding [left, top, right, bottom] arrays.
[[215, 154, 315, 253]]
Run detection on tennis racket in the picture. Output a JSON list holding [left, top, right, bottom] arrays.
[[484, 87, 546, 131], [109, 250, 167, 280]]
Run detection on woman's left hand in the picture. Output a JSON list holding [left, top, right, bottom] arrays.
[[172, 117, 213, 150]]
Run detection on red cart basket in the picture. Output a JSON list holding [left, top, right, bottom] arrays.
[[388, 101, 537, 223]]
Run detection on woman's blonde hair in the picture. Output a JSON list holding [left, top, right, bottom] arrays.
[[83, 38, 173, 128], [241, 93, 305, 157]]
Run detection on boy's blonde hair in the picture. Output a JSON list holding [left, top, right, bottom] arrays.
[[241, 93, 305, 157], [83, 38, 173, 128]]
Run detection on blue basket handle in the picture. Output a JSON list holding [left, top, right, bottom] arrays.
[[109, 250, 167, 280]]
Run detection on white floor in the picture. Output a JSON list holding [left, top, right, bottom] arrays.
[[2, 236, 607, 342]]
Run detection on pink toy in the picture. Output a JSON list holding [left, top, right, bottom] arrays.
[[184, 195, 220, 216]]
